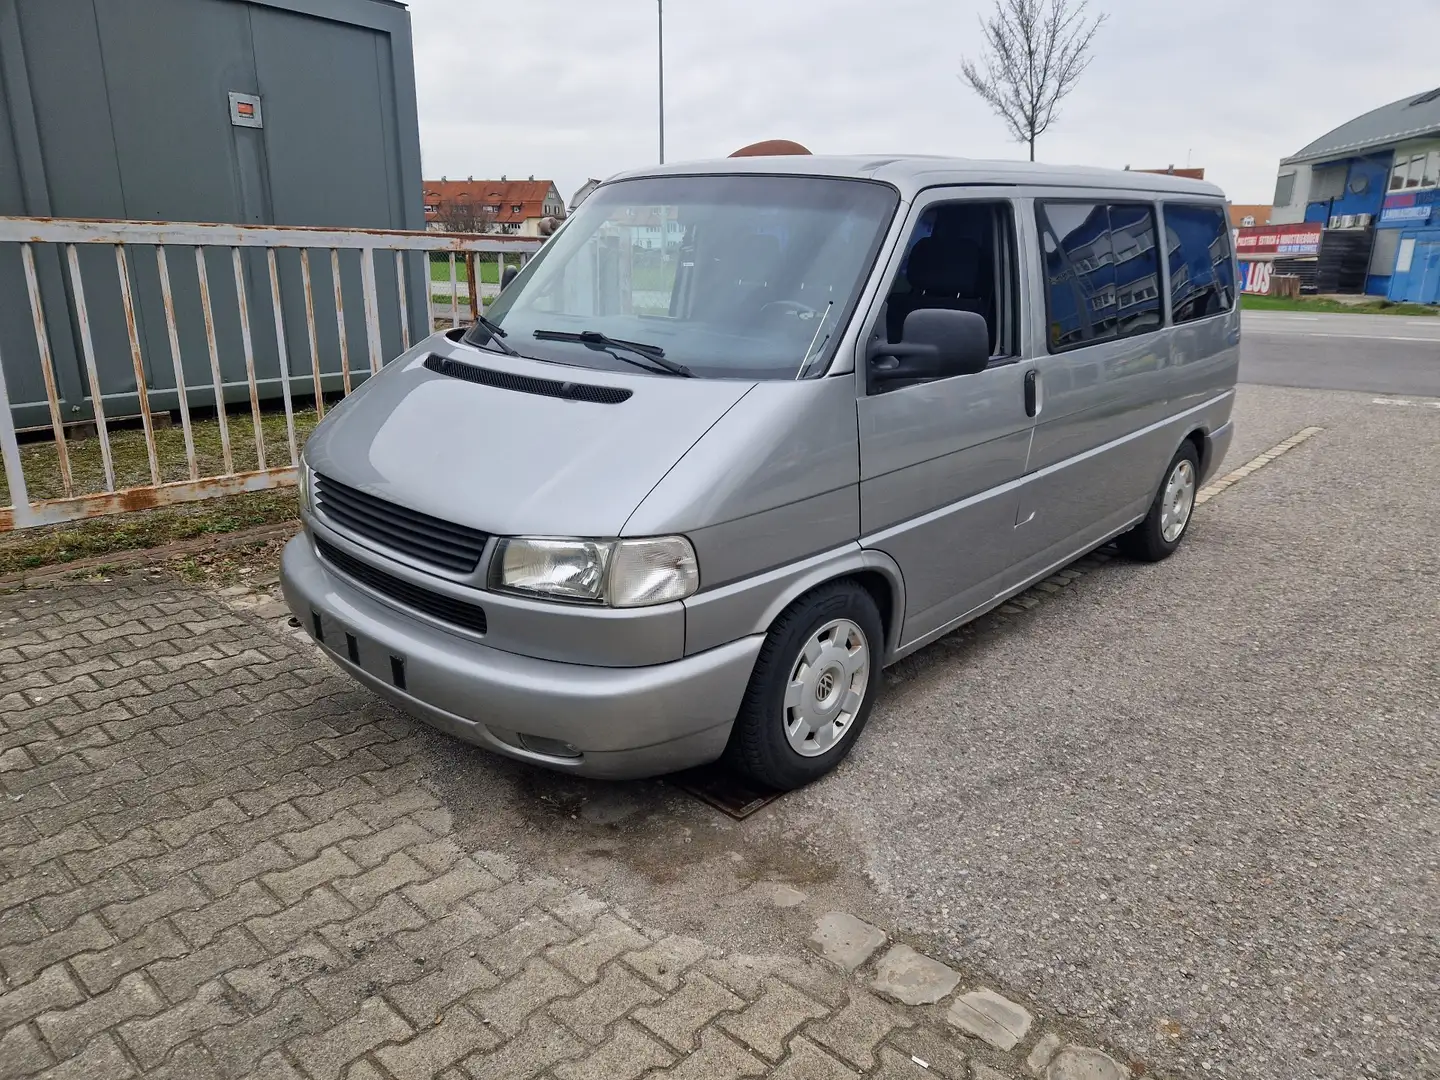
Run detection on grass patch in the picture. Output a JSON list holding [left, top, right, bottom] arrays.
[[0, 493, 298, 576], [3, 407, 320, 502], [632, 264, 677, 293], [1, 406, 319, 573], [1242, 294, 1438, 316], [430, 295, 495, 309], [168, 532, 294, 587], [428, 259, 505, 285]]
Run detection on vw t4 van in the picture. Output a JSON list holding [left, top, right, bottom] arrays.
[[282, 155, 1238, 790]]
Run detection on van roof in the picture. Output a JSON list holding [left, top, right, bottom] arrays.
[[609, 155, 1227, 201]]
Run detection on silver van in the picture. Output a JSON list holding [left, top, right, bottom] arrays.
[[281, 156, 1237, 790]]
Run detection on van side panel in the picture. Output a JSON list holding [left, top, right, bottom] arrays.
[[685, 486, 859, 595], [1015, 193, 1180, 549], [1020, 330, 1176, 538], [1161, 199, 1244, 420], [861, 459, 1029, 644], [1169, 310, 1242, 419], [1014, 192, 1239, 559], [624, 377, 861, 588], [1003, 390, 1234, 593], [858, 419, 1033, 643]]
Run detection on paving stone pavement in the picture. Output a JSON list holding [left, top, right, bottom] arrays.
[[0, 576, 1138, 1079]]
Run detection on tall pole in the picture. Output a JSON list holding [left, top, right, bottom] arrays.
[[657, 0, 665, 164]]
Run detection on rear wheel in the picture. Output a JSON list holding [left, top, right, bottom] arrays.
[[726, 582, 884, 791], [1118, 441, 1199, 562]]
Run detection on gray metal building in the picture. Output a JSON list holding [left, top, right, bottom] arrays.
[[0, 0, 426, 428]]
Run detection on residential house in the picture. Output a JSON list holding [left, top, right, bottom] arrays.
[[594, 206, 684, 250], [423, 177, 565, 236], [1131, 166, 1207, 180], [570, 179, 602, 212]]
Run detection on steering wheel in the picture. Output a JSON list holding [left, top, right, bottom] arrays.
[[758, 299, 822, 321]]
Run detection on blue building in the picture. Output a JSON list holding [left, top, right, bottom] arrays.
[[1270, 88, 1440, 302]]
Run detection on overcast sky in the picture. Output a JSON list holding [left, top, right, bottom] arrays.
[[409, 0, 1439, 206]]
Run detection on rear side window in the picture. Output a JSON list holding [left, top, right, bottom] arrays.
[[1037, 201, 1161, 352], [1165, 203, 1235, 324], [1108, 205, 1163, 337]]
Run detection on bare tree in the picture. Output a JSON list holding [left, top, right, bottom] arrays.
[[435, 197, 495, 235], [960, 0, 1106, 161]]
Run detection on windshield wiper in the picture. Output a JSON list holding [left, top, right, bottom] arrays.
[[532, 329, 693, 377], [462, 314, 519, 357]]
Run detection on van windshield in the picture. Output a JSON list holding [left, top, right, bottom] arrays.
[[480, 175, 898, 380]]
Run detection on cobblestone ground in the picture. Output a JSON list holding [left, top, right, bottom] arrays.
[[0, 577, 1134, 1080]]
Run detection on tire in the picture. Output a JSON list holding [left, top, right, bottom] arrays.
[[1117, 440, 1200, 562], [725, 581, 885, 791]]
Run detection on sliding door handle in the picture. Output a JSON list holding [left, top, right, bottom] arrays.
[[1024, 370, 1038, 417]]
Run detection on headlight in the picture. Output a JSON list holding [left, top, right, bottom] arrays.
[[494, 536, 698, 607], [496, 538, 611, 602], [298, 461, 314, 514]]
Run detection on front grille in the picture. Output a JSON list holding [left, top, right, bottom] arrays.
[[314, 474, 488, 574], [315, 538, 488, 636]]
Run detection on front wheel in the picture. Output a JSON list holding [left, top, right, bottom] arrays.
[[1118, 441, 1199, 562], [725, 582, 884, 791]]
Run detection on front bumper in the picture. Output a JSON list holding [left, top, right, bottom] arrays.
[[280, 534, 763, 779]]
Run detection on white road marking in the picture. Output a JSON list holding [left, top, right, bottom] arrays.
[[1247, 331, 1440, 342], [1372, 398, 1440, 409], [1195, 427, 1323, 506]]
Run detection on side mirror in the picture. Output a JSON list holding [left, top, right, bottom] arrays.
[[869, 308, 990, 386], [501, 265, 519, 289]]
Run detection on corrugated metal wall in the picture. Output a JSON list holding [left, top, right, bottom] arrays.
[[0, 0, 426, 428]]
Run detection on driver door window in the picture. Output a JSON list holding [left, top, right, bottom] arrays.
[[872, 200, 1018, 377]]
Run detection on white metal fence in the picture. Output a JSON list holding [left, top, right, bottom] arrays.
[[426, 249, 529, 319], [0, 216, 540, 531]]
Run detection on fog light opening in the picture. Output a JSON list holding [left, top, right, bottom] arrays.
[[517, 733, 583, 760]]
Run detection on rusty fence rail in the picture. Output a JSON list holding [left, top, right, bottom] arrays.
[[426, 249, 528, 316], [0, 216, 540, 530]]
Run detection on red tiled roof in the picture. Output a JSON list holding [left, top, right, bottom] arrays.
[[422, 179, 562, 223], [1134, 166, 1206, 180]]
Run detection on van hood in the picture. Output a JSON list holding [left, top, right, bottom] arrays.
[[303, 340, 755, 538]]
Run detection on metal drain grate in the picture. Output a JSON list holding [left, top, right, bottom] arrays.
[[669, 763, 785, 820]]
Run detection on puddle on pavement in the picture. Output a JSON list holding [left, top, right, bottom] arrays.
[[505, 769, 836, 888], [418, 739, 852, 951]]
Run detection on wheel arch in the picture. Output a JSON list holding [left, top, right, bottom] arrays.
[[1185, 426, 1208, 477], [749, 549, 907, 665], [1144, 426, 1207, 498]]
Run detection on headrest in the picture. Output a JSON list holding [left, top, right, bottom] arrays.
[[907, 236, 981, 296]]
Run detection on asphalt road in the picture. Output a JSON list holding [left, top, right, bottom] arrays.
[[416, 325, 1438, 1080], [1241, 310, 1440, 395], [815, 383, 1439, 1080]]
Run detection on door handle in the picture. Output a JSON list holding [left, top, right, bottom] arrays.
[[1024, 370, 1038, 417]]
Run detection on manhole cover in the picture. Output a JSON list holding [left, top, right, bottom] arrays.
[[670, 762, 784, 820]]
